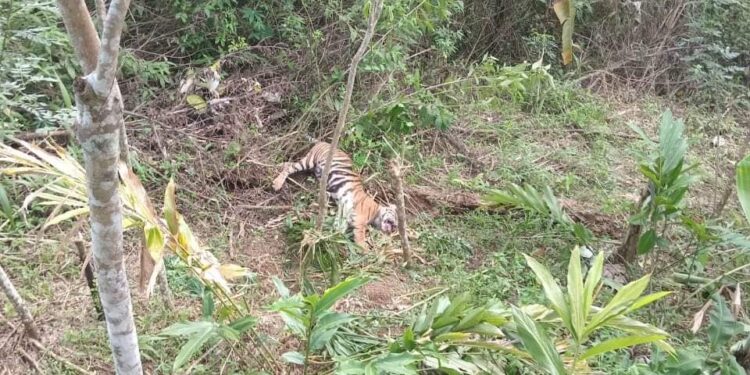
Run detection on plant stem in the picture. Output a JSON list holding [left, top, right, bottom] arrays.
[[315, 0, 383, 229]]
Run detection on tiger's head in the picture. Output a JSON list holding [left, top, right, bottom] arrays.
[[373, 204, 397, 234]]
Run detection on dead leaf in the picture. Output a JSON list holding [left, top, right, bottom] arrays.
[[691, 300, 712, 334]]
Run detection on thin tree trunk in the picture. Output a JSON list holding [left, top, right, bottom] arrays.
[[315, 0, 383, 228], [389, 160, 412, 267], [0, 263, 40, 340], [616, 187, 649, 264], [57, 0, 141, 373]]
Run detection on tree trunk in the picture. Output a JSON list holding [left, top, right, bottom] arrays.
[[57, 0, 142, 373]]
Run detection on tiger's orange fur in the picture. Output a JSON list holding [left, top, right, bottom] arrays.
[[272, 142, 396, 249]]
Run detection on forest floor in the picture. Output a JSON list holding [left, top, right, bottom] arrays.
[[1, 63, 747, 374]]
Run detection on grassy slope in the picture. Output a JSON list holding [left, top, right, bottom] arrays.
[[1, 75, 746, 373]]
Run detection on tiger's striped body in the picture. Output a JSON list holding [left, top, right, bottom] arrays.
[[272, 142, 397, 249]]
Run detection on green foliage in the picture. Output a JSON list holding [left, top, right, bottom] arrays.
[[0, 0, 77, 133], [168, 0, 272, 58], [629, 110, 697, 255], [482, 183, 592, 245], [517, 247, 673, 373], [336, 248, 671, 374], [630, 295, 748, 375], [270, 276, 371, 372], [471, 56, 556, 112], [119, 51, 174, 100], [680, 0, 750, 110], [157, 314, 257, 372]]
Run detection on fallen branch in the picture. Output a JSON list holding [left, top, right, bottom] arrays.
[[315, 0, 383, 228], [30, 339, 93, 375], [389, 160, 411, 267], [0, 263, 40, 340]]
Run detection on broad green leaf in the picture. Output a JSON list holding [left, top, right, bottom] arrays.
[[511, 306, 566, 375], [433, 293, 470, 329], [567, 246, 586, 340], [282, 351, 305, 365], [369, 352, 420, 374], [658, 110, 687, 175], [595, 310, 675, 355], [637, 229, 657, 254], [523, 254, 572, 332], [434, 332, 472, 343], [314, 276, 370, 315], [626, 292, 672, 313], [583, 251, 604, 328], [736, 154, 750, 224], [402, 327, 416, 350], [708, 294, 745, 349], [585, 274, 651, 336], [160, 321, 217, 337], [202, 290, 215, 319], [580, 334, 666, 360], [171, 326, 217, 371], [310, 312, 356, 350], [228, 316, 257, 333], [454, 307, 484, 331]]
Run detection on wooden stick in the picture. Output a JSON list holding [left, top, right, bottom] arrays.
[[30, 339, 93, 375], [389, 160, 412, 267], [0, 263, 40, 340], [315, 0, 383, 229], [74, 239, 104, 321]]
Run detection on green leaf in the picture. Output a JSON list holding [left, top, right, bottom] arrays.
[[144, 223, 165, 260], [626, 292, 672, 313], [708, 294, 745, 349], [567, 246, 586, 340], [593, 309, 675, 355], [580, 334, 667, 361], [310, 312, 356, 350], [511, 306, 566, 375], [585, 274, 651, 336], [172, 326, 217, 371], [637, 229, 657, 255], [201, 289, 215, 319], [658, 110, 687, 175], [523, 253, 572, 332], [369, 352, 420, 374], [160, 321, 217, 337], [228, 316, 257, 333], [0, 182, 14, 221], [314, 276, 370, 315], [282, 351, 305, 365], [736, 154, 750, 225], [434, 332, 472, 343], [583, 251, 604, 327]]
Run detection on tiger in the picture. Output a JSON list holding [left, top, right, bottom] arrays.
[[272, 142, 397, 250]]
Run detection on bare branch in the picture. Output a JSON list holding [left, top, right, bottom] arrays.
[[316, 0, 383, 228], [390, 160, 412, 267], [0, 263, 40, 340], [56, 0, 100, 74], [92, 0, 131, 94]]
